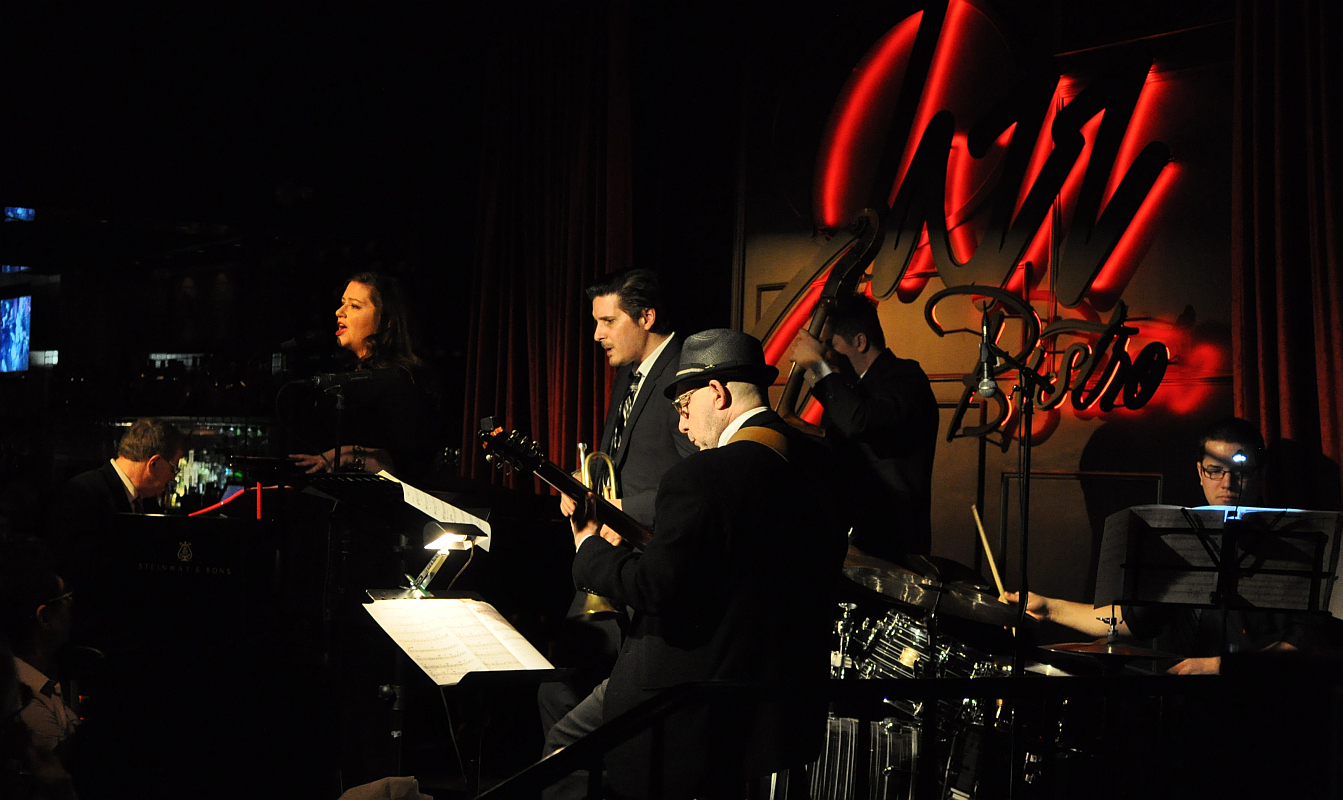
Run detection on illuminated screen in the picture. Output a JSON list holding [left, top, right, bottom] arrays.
[[0, 295, 32, 372]]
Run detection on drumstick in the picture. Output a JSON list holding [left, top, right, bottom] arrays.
[[972, 504, 1006, 597]]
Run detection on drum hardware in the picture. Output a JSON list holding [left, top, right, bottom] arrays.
[[832, 602, 861, 679], [810, 713, 859, 800], [809, 714, 919, 800], [833, 564, 1088, 800]]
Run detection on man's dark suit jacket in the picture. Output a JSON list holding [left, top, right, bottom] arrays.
[[594, 334, 696, 528], [47, 461, 135, 588], [572, 409, 848, 798], [812, 348, 938, 558]]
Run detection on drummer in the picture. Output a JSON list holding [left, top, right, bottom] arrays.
[[1004, 417, 1319, 675]]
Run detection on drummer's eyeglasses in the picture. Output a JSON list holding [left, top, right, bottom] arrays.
[[1200, 463, 1254, 481], [672, 387, 704, 418]]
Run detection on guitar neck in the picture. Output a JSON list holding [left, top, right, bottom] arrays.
[[531, 460, 653, 548]]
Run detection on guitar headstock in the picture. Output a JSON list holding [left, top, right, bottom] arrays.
[[478, 417, 545, 474]]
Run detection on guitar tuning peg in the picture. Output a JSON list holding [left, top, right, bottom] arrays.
[[485, 454, 495, 465]]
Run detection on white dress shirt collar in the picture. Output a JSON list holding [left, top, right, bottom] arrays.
[[109, 458, 138, 505], [717, 405, 770, 448]]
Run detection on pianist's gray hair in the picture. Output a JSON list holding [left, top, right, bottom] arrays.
[[117, 418, 186, 463]]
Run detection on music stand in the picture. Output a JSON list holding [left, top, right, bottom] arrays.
[[1095, 505, 1343, 614]]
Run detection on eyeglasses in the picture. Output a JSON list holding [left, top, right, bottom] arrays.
[[1200, 463, 1254, 481], [672, 387, 703, 418], [36, 589, 74, 617], [155, 454, 180, 478], [42, 589, 74, 606]]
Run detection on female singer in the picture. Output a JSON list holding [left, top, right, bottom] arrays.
[[288, 272, 439, 479]]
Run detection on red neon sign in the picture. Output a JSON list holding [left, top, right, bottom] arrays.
[[765, 0, 1195, 440]]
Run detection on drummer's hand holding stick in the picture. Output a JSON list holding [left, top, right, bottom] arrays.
[[999, 590, 1134, 639]]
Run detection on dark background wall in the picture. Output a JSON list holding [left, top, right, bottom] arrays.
[[0, 0, 1239, 536]]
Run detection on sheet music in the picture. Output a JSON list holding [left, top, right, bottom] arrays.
[[1097, 505, 1343, 612], [364, 598, 552, 686], [376, 470, 492, 548]]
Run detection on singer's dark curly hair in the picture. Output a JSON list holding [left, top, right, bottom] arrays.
[[344, 272, 422, 371]]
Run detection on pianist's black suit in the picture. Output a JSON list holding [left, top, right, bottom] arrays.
[[47, 461, 135, 588]]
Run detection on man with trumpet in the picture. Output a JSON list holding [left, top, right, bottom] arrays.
[[544, 269, 695, 746], [548, 329, 849, 798]]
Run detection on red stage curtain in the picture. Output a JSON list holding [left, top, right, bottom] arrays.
[[1232, 0, 1343, 509], [461, 3, 632, 486]]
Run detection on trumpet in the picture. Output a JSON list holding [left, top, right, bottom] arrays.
[[576, 442, 622, 616]]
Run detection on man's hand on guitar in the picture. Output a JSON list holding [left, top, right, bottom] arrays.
[[570, 490, 600, 549], [569, 491, 627, 549], [563, 488, 624, 547]]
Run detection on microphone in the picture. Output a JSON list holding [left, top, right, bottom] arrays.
[[308, 367, 403, 390], [976, 310, 997, 399]]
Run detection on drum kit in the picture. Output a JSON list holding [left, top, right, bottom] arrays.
[[816, 561, 1177, 800]]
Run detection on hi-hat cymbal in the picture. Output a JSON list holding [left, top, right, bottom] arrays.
[[1042, 638, 1179, 659]]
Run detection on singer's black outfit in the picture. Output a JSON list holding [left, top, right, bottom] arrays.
[[288, 364, 439, 482], [811, 348, 938, 558]]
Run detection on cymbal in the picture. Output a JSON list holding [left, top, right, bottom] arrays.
[[843, 566, 942, 611], [1042, 638, 1179, 659], [1024, 662, 1073, 677], [938, 584, 1037, 628], [842, 567, 1034, 627]]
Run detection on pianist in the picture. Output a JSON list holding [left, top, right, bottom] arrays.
[[45, 418, 185, 590]]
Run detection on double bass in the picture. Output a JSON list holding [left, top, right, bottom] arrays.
[[773, 207, 887, 434]]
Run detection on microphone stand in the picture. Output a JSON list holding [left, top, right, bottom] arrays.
[[982, 340, 1051, 800], [329, 385, 346, 473]]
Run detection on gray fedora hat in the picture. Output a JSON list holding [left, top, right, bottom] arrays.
[[663, 328, 780, 398]]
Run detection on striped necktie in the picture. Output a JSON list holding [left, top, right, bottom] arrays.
[[610, 370, 642, 454]]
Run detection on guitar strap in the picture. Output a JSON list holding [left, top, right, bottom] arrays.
[[726, 425, 789, 461]]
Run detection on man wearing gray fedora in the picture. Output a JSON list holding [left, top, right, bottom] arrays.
[[545, 328, 849, 799]]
